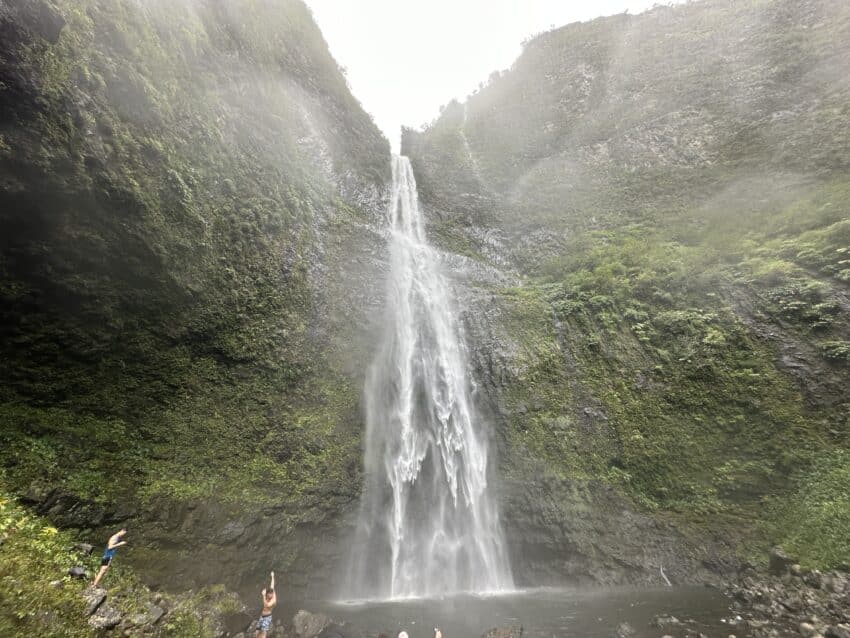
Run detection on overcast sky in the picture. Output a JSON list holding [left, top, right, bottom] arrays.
[[305, 0, 679, 149]]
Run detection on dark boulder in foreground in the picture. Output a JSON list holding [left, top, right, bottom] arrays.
[[220, 610, 254, 636], [81, 587, 106, 616], [68, 566, 86, 579], [294, 610, 334, 638]]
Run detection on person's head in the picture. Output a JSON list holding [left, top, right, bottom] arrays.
[[265, 587, 274, 600], [118, 528, 127, 537]]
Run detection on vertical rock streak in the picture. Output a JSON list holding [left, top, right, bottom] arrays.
[[345, 156, 512, 599]]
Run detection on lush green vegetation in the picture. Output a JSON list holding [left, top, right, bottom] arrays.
[[0, 368, 360, 508], [775, 450, 850, 568], [0, 488, 90, 637], [0, 485, 242, 637], [491, 179, 850, 566]]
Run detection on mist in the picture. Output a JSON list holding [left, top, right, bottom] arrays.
[[305, 0, 686, 146]]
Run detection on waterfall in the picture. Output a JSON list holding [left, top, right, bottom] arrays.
[[343, 155, 513, 600]]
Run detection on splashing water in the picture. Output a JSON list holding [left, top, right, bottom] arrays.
[[342, 155, 513, 600]]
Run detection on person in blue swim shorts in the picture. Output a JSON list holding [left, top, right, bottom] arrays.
[[255, 570, 276, 638], [92, 528, 128, 587]]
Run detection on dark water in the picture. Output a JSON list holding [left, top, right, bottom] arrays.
[[292, 587, 749, 638]]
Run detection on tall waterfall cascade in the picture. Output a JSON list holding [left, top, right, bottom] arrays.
[[343, 155, 513, 600]]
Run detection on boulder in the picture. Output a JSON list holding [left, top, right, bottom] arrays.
[[73, 542, 95, 556], [293, 610, 333, 638], [148, 605, 166, 624], [826, 626, 850, 638], [20, 484, 51, 505], [221, 611, 253, 635], [613, 622, 635, 638], [82, 587, 107, 616], [128, 604, 166, 626], [800, 622, 818, 637], [804, 570, 823, 589], [89, 605, 122, 630], [823, 574, 846, 594], [482, 626, 523, 638], [68, 566, 87, 579], [769, 547, 796, 576], [653, 615, 680, 628]]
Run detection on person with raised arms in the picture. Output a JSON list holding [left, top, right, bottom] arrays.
[[92, 528, 127, 587], [255, 571, 277, 638]]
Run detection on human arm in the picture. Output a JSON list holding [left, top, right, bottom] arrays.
[[270, 571, 275, 590]]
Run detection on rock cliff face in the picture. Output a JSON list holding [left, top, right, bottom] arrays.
[[406, 0, 850, 585], [0, 0, 389, 593]]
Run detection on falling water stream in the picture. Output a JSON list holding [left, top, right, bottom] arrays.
[[343, 155, 513, 600], [325, 156, 744, 634]]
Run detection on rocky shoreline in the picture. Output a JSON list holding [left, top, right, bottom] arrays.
[[722, 549, 850, 638], [613, 549, 849, 638], [50, 539, 850, 638]]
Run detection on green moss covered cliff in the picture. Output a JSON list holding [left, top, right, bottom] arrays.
[[0, 0, 389, 592]]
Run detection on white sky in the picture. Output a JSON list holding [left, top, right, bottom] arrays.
[[305, 0, 676, 149]]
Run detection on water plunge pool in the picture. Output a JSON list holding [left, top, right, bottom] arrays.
[[291, 586, 747, 638]]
